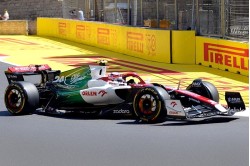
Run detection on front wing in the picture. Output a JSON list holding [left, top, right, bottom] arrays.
[[165, 99, 245, 119]]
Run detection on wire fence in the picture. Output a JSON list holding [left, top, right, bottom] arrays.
[[225, 0, 249, 40], [101, 0, 249, 41], [197, 0, 222, 36]]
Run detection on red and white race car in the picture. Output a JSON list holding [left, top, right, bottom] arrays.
[[4, 61, 245, 123]]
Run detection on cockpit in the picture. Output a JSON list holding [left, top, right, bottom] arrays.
[[88, 64, 146, 88]]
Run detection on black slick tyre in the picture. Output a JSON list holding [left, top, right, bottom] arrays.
[[4, 81, 39, 115], [202, 81, 219, 102], [187, 81, 219, 102]]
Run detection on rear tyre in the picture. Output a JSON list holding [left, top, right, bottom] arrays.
[[133, 87, 166, 123], [4, 81, 39, 115]]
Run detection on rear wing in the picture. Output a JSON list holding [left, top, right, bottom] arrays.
[[5, 64, 60, 84]]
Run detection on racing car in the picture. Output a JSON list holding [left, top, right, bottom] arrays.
[[4, 61, 245, 123]]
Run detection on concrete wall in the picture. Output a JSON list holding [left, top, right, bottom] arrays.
[[0, 0, 168, 25], [0, 0, 104, 20], [0, 0, 63, 20]]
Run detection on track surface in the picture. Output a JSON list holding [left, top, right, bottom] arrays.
[[0, 36, 249, 166]]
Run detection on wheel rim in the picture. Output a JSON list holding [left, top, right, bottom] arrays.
[[7, 89, 23, 111], [138, 94, 156, 115]]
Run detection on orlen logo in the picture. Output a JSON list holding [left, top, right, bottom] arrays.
[[127, 32, 144, 53], [171, 101, 177, 107], [82, 90, 107, 97], [98, 90, 107, 97], [82, 91, 97, 96], [204, 43, 249, 70]]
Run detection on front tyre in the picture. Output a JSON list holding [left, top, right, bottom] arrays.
[[133, 87, 166, 123], [4, 81, 39, 115], [187, 80, 219, 102]]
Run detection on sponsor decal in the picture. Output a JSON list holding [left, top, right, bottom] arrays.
[[7, 74, 17, 79], [98, 90, 107, 97], [53, 68, 89, 86], [76, 25, 91, 41], [53, 76, 65, 83], [113, 109, 130, 114], [76, 25, 85, 40], [82, 90, 107, 97], [203, 112, 217, 116], [169, 111, 179, 115], [82, 91, 97, 96], [204, 43, 249, 70], [167, 100, 185, 116], [97, 28, 110, 45], [145, 34, 156, 56], [170, 101, 177, 107], [227, 97, 241, 103], [127, 32, 144, 53], [70, 73, 85, 84], [54, 75, 86, 85], [15, 67, 33, 72], [8, 65, 51, 73], [58, 22, 67, 36], [144, 88, 159, 98], [191, 81, 202, 87]]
